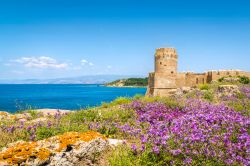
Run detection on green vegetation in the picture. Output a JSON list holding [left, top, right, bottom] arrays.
[[239, 76, 250, 84], [198, 83, 210, 90], [218, 75, 250, 84], [203, 90, 214, 102], [1, 81, 249, 165], [106, 77, 148, 87], [123, 78, 148, 86]]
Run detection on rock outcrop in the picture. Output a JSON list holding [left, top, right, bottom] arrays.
[[218, 85, 240, 97], [0, 131, 108, 166]]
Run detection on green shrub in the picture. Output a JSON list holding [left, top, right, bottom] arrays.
[[133, 94, 144, 100], [161, 98, 182, 109], [101, 102, 109, 108], [203, 90, 214, 102], [108, 144, 226, 166], [238, 76, 250, 84], [199, 84, 210, 90], [109, 145, 137, 166], [218, 77, 225, 82], [110, 97, 132, 106], [26, 110, 39, 119], [36, 127, 60, 140], [61, 110, 92, 122]]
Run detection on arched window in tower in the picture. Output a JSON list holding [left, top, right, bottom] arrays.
[[160, 62, 162, 65], [171, 71, 174, 74]]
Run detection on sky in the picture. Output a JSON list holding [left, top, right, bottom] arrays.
[[0, 0, 249, 79]]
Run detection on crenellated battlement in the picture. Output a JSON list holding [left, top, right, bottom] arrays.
[[155, 48, 178, 59]]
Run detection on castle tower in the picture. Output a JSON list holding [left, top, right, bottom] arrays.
[[146, 48, 178, 96]]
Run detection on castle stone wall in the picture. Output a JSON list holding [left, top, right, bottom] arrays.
[[147, 47, 250, 97], [176, 73, 186, 87]]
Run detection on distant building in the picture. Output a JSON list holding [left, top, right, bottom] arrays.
[[146, 48, 250, 97]]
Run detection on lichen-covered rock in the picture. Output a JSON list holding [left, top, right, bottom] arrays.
[[0, 112, 10, 121], [0, 131, 108, 166], [0, 141, 51, 166], [49, 138, 107, 166]]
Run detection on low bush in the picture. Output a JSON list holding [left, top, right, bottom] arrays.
[[111, 97, 132, 105], [239, 76, 250, 84], [198, 83, 210, 90], [203, 90, 214, 102]]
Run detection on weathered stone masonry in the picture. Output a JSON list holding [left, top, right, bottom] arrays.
[[146, 48, 250, 97]]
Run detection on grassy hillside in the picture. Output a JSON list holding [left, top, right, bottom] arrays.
[[0, 80, 249, 165]]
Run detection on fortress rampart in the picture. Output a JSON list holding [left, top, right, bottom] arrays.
[[146, 48, 250, 97]]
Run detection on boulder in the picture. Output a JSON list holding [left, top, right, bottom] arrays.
[[0, 131, 108, 166], [49, 138, 107, 166]]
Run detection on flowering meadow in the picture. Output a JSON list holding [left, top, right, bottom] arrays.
[[0, 82, 249, 165], [116, 99, 249, 165]]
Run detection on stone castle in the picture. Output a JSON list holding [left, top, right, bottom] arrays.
[[146, 48, 250, 97]]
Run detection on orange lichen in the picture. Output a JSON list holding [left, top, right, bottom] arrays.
[[0, 131, 105, 165], [0, 112, 8, 116], [9, 115, 16, 120], [0, 142, 51, 165], [36, 148, 51, 160], [56, 131, 106, 152]]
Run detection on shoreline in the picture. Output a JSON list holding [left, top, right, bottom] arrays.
[[104, 85, 147, 88]]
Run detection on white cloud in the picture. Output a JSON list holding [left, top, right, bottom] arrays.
[[14, 56, 68, 69], [81, 59, 94, 66], [107, 65, 112, 69], [81, 59, 88, 65]]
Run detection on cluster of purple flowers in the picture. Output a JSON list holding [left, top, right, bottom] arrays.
[[120, 99, 250, 165], [240, 86, 250, 99], [0, 111, 66, 141]]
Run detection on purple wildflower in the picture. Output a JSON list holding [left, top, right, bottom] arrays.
[[152, 146, 160, 154]]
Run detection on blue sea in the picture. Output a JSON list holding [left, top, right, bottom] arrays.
[[0, 84, 146, 113]]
